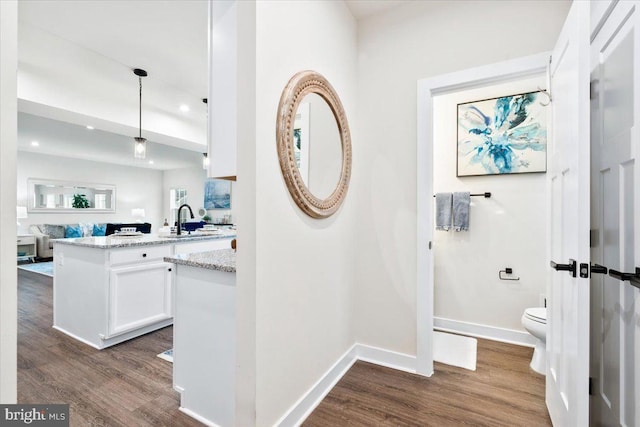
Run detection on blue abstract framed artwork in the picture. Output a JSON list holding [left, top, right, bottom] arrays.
[[204, 179, 231, 209], [457, 91, 547, 177]]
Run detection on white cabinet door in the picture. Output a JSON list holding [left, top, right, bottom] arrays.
[[108, 262, 172, 337], [590, 1, 640, 425], [546, 1, 591, 425], [208, 1, 238, 179]]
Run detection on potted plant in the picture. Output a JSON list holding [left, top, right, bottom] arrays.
[[72, 194, 90, 208]]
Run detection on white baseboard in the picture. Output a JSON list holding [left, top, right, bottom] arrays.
[[434, 317, 535, 347], [276, 344, 358, 427], [354, 344, 417, 374], [276, 343, 417, 427], [52, 326, 101, 350]]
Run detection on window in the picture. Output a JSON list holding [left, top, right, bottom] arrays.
[[169, 188, 188, 225], [46, 194, 56, 208], [94, 194, 107, 209]]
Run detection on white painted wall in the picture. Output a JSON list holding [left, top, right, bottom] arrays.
[[232, 2, 256, 425], [17, 151, 163, 232], [433, 76, 547, 332], [162, 166, 236, 223], [252, 1, 357, 424], [354, 0, 570, 354], [0, 0, 18, 404]]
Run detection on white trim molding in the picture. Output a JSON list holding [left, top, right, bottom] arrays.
[[276, 344, 417, 427], [275, 345, 358, 427], [434, 317, 535, 348], [355, 344, 417, 373]]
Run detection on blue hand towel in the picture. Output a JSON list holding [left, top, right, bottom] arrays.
[[453, 192, 470, 231], [435, 193, 452, 231]]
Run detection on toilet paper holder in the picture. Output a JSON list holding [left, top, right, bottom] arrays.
[[499, 267, 520, 281]]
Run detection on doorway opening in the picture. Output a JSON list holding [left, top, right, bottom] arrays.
[[416, 52, 550, 376], [431, 75, 548, 349]]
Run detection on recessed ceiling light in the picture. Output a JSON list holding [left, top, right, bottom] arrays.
[[31, 141, 39, 147], [148, 160, 154, 165], [179, 104, 189, 112], [86, 125, 94, 130]]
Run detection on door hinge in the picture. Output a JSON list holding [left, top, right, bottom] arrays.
[[428, 241, 432, 250], [590, 80, 598, 100], [589, 377, 594, 395]]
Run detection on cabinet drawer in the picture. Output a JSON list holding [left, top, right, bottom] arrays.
[[17, 236, 35, 245], [110, 245, 171, 266]]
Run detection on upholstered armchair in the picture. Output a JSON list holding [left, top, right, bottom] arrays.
[[29, 224, 60, 259]]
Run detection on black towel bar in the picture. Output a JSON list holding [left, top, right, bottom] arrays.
[[433, 192, 491, 198]]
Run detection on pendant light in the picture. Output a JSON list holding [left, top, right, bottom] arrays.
[[133, 68, 148, 159], [202, 152, 210, 170]]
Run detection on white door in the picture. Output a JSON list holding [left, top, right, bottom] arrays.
[[590, 1, 640, 426], [546, 1, 591, 425]]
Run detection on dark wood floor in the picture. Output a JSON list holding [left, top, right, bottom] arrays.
[[18, 269, 550, 426], [305, 340, 551, 426], [17, 269, 202, 427]]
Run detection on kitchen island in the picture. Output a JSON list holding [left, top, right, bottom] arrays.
[[164, 249, 236, 427], [52, 232, 235, 349]]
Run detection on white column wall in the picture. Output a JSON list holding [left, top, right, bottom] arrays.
[[0, 0, 18, 404], [252, 1, 357, 425]]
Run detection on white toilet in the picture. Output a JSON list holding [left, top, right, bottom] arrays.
[[521, 307, 547, 375]]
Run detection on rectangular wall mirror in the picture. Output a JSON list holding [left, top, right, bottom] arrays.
[[28, 178, 116, 213]]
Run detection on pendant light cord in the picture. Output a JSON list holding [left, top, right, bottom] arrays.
[[138, 77, 142, 138]]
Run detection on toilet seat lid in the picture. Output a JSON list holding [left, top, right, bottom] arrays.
[[525, 307, 547, 323]]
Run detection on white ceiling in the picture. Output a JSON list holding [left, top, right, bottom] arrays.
[[19, 112, 203, 170], [17, 0, 209, 168], [18, 0, 208, 101], [16, 0, 406, 169]]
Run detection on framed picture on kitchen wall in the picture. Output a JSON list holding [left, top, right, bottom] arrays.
[[204, 178, 231, 209], [456, 90, 547, 177]]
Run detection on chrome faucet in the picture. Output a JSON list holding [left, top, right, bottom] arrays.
[[176, 204, 194, 235]]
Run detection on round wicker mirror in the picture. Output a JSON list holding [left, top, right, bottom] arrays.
[[276, 71, 352, 218]]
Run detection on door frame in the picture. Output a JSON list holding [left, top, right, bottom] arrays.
[[416, 52, 550, 377], [0, 0, 18, 403]]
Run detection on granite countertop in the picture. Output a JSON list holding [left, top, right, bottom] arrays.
[[52, 232, 236, 249], [164, 249, 236, 273]]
